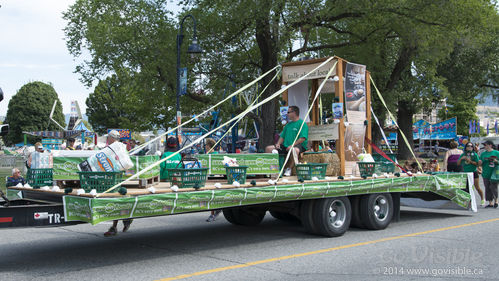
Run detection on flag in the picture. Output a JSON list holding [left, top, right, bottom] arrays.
[[487, 122, 489, 135], [469, 120, 472, 135], [477, 120, 480, 134], [472, 120, 476, 134], [495, 120, 498, 134]]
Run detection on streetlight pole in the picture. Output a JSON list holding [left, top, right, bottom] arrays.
[[176, 14, 202, 148]]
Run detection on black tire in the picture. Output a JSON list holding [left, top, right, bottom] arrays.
[[359, 193, 393, 230], [222, 209, 238, 224], [312, 197, 351, 237], [224, 207, 266, 226], [349, 196, 364, 229], [269, 211, 299, 222], [300, 200, 318, 234]]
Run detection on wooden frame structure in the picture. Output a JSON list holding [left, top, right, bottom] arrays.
[[281, 56, 372, 176]]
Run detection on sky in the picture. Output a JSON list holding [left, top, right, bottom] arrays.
[[0, 0, 182, 117], [0, 0, 91, 116]]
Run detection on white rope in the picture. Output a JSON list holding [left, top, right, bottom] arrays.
[[129, 65, 281, 155], [98, 57, 335, 196], [210, 70, 280, 151]]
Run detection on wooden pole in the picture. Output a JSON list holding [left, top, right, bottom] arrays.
[[335, 58, 345, 176], [311, 79, 320, 151], [365, 71, 372, 154]]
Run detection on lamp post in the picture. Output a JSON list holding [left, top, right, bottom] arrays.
[[176, 14, 202, 148]]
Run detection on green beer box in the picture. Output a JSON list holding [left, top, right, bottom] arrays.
[[197, 153, 279, 175], [52, 155, 159, 180]]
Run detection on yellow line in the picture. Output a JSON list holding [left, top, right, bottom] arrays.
[[158, 218, 499, 281]]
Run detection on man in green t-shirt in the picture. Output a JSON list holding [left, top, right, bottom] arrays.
[[160, 137, 182, 181], [479, 140, 499, 208], [265, 105, 308, 175]]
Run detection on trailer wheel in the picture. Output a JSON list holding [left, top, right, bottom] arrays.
[[222, 209, 238, 224], [349, 196, 364, 228], [269, 211, 299, 222], [312, 197, 351, 237], [300, 200, 318, 234], [360, 193, 393, 230], [224, 207, 266, 226]]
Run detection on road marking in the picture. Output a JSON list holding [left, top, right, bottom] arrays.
[[158, 218, 499, 281]]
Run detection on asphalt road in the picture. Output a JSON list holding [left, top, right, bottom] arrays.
[[1, 196, 498, 280]]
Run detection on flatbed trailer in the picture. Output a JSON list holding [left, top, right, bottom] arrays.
[[1, 173, 473, 237]]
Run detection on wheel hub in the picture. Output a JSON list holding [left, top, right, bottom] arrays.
[[373, 195, 389, 221], [328, 200, 346, 228]]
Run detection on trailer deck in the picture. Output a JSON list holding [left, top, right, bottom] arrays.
[[5, 173, 471, 226]]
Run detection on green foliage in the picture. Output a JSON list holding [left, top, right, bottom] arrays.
[[63, 0, 499, 151], [3, 82, 66, 145], [437, 98, 477, 136], [86, 73, 159, 134], [64, 0, 181, 129]]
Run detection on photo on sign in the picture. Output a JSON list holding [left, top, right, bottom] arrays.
[[332, 103, 343, 118], [280, 106, 289, 123], [344, 63, 366, 114], [344, 123, 366, 161]]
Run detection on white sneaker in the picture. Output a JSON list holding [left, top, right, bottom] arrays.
[[284, 168, 292, 177]]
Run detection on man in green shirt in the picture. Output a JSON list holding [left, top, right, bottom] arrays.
[[479, 140, 499, 208], [160, 137, 182, 181], [265, 105, 308, 175]]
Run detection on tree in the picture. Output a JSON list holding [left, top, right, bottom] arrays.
[[64, 0, 499, 157], [86, 73, 157, 133], [3, 82, 66, 145], [64, 0, 211, 131]]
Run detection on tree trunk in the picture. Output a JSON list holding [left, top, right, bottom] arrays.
[[397, 101, 414, 160], [255, 9, 279, 150]]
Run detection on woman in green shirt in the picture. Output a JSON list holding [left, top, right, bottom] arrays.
[[458, 142, 484, 205], [479, 140, 499, 208]]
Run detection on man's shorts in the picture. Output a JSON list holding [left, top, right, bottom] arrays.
[[277, 145, 305, 155]]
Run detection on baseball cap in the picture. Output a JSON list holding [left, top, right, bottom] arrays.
[[167, 137, 177, 147], [483, 140, 495, 146], [108, 130, 120, 139]]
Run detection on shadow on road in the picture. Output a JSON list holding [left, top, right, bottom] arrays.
[[0, 209, 474, 274]]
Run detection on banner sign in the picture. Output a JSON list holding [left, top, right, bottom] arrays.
[[63, 173, 470, 225], [197, 153, 279, 175], [282, 59, 338, 83], [52, 156, 159, 180], [344, 62, 367, 122], [344, 123, 366, 161], [107, 129, 131, 140], [179, 67, 188, 96], [308, 124, 339, 141], [413, 118, 457, 140]]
